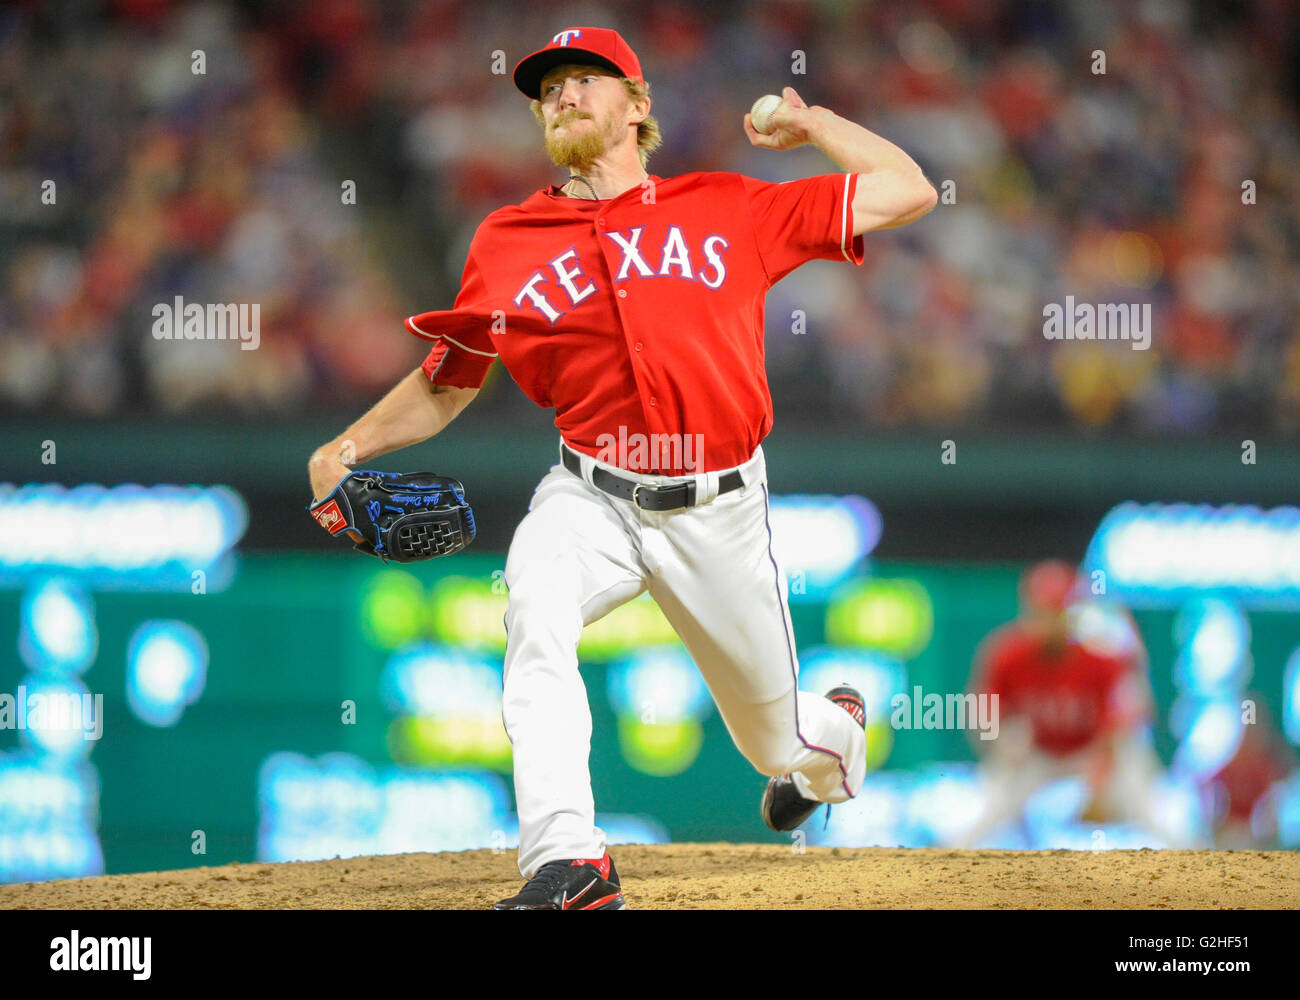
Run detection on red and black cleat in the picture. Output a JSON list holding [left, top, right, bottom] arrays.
[[493, 853, 626, 910]]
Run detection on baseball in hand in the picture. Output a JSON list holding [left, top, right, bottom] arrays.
[[750, 94, 784, 134]]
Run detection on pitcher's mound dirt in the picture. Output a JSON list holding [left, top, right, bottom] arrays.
[[2, 844, 1296, 909]]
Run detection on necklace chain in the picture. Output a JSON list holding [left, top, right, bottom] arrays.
[[565, 175, 600, 200]]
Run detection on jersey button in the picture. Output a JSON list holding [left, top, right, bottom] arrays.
[[617, 289, 627, 298], [649, 397, 657, 407], [597, 219, 606, 227], [635, 342, 642, 351]]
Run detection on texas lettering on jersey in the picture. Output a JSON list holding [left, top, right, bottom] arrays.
[[405, 170, 864, 475], [514, 226, 732, 327]]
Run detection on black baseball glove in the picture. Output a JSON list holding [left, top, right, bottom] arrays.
[[308, 470, 476, 562]]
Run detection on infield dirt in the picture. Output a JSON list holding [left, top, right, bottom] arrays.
[[2, 844, 1297, 909]]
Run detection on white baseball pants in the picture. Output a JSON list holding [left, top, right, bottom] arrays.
[[502, 442, 868, 879]]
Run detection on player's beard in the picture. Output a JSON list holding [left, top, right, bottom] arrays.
[[545, 107, 620, 170]]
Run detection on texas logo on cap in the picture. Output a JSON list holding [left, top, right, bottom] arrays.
[[513, 27, 644, 99]]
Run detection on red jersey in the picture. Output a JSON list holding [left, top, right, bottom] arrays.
[[973, 625, 1143, 757], [405, 171, 865, 475]]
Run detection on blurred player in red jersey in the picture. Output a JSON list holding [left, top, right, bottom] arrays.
[[1203, 699, 1296, 848], [954, 560, 1187, 847]]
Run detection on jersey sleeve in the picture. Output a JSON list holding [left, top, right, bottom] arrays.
[[741, 172, 866, 284], [405, 246, 499, 390]]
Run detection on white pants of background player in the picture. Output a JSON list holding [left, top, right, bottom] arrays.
[[502, 442, 868, 879], [955, 721, 1185, 847]]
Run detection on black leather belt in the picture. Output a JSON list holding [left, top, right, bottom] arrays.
[[561, 444, 744, 511]]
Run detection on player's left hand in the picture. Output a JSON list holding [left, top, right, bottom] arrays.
[[743, 86, 828, 151], [1080, 741, 1117, 823], [1080, 790, 1113, 825]]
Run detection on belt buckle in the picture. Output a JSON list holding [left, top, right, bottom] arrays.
[[632, 480, 694, 511]]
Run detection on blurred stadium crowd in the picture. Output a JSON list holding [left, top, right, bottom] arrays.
[[2, 0, 1298, 432]]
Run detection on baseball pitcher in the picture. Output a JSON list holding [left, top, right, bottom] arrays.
[[308, 26, 937, 909]]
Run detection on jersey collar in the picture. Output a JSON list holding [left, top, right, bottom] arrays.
[[545, 173, 664, 201]]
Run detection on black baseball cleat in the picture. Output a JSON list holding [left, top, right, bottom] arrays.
[[493, 853, 626, 910], [761, 684, 867, 833]]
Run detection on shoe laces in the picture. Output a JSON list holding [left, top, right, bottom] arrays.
[[527, 860, 576, 893]]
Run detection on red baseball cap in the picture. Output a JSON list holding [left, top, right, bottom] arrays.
[[513, 27, 644, 99]]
